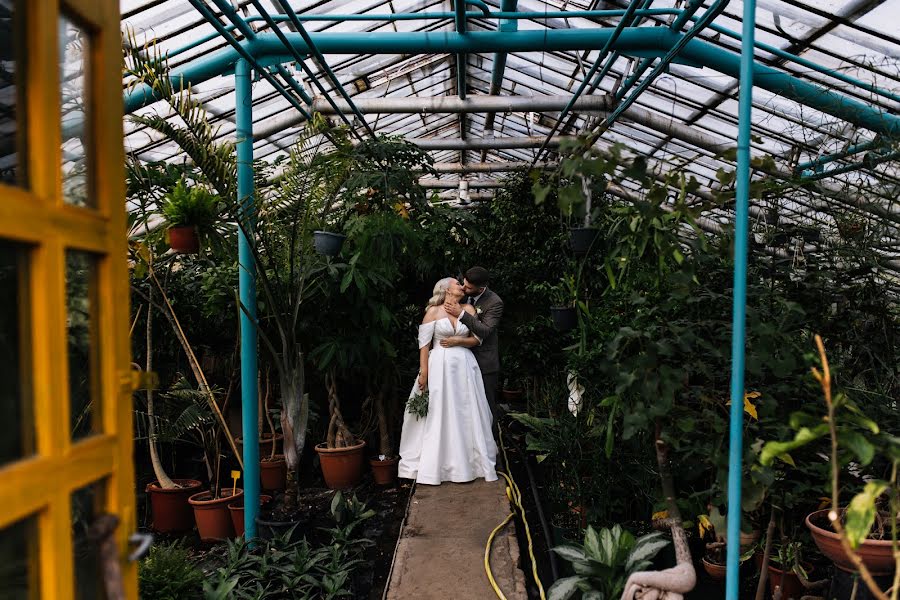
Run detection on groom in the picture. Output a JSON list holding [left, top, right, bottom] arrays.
[[444, 266, 504, 423]]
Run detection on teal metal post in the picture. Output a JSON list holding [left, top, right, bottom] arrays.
[[235, 58, 260, 541], [726, 0, 756, 597]]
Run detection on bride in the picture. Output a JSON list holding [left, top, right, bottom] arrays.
[[398, 277, 498, 485]]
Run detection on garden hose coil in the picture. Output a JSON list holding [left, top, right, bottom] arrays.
[[484, 426, 546, 600]]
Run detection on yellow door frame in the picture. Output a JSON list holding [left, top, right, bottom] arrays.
[[0, 0, 136, 597]]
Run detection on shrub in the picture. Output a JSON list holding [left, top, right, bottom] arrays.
[[138, 540, 203, 600]]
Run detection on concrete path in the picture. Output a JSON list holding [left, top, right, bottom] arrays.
[[385, 479, 527, 600]]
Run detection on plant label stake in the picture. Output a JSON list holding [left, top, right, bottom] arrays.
[[231, 470, 240, 497]]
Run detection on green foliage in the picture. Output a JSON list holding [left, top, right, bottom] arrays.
[[160, 178, 220, 230], [202, 492, 374, 599], [138, 541, 203, 600], [406, 390, 429, 420], [548, 525, 669, 600]]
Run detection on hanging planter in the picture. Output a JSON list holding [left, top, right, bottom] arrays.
[[316, 440, 366, 489], [313, 231, 347, 256], [189, 488, 243, 542], [146, 479, 202, 533], [550, 306, 577, 332], [569, 227, 599, 256], [167, 226, 200, 254], [369, 456, 400, 486]]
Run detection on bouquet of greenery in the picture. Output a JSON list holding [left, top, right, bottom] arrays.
[[406, 389, 429, 420]]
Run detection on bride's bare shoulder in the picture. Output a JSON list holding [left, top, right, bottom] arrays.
[[422, 305, 442, 323]]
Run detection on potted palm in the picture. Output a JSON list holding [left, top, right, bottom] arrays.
[[160, 179, 219, 254], [547, 275, 579, 332]]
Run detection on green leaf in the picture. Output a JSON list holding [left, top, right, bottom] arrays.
[[625, 532, 669, 572], [552, 544, 588, 564], [547, 576, 584, 600], [672, 248, 684, 264], [845, 481, 889, 549], [584, 526, 602, 562], [598, 527, 616, 566], [839, 431, 875, 466], [760, 424, 828, 466]]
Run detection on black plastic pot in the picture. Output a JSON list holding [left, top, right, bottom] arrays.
[[255, 514, 306, 543], [550, 306, 577, 332], [313, 231, 346, 256], [569, 227, 599, 256]]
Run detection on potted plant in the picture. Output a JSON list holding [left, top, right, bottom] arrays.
[[315, 370, 367, 489], [569, 225, 600, 256], [761, 336, 899, 596], [548, 274, 579, 332], [228, 493, 273, 538], [765, 540, 813, 600], [160, 178, 219, 254]]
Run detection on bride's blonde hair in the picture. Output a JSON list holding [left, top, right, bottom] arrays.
[[426, 277, 457, 310]]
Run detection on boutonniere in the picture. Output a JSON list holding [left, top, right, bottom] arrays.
[[476, 306, 483, 315]]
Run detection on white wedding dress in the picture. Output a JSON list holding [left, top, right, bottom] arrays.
[[398, 317, 498, 485]]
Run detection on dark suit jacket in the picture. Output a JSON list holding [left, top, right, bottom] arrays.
[[460, 288, 503, 375]]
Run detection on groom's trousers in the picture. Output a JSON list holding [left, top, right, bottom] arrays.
[[482, 372, 499, 430]]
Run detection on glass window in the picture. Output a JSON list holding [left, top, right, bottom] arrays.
[[0, 516, 39, 599], [0, 241, 33, 466], [0, 0, 28, 188], [71, 480, 106, 600], [59, 15, 92, 208], [65, 251, 100, 440]]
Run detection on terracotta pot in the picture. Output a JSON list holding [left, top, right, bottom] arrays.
[[228, 494, 272, 538], [145, 479, 202, 533], [370, 456, 399, 486], [807, 509, 895, 576], [188, 489, 243, 542], [767, 563, 812, 600], [702, 556, 727, 581], [501, 389, 524, 403], [260, 455, 287, 492], [315, 440, 366, 489], [167, 226, 199, 254], [237, 433, 284, 460]]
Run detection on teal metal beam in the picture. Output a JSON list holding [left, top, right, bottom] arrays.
[[725, 0, 756, 596], [122, 29, 900, 139], [455, 0, 468, 101], [235, 57, 260, 543], [800, 149, 900, 181], [794, 138, 883, 173]]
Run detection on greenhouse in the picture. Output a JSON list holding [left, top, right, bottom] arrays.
[[0, 0, 898, 598]]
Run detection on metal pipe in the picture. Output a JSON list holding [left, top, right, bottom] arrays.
[[419, 178, 506, 188], [310, 94, 611, 114], [235, 58, 260, 543], [726, 0, 756, 596], [800, 149, 900, 181], [427, 161, 558, 173], [533, 0, 649, 163], [483, 0, 519, 145], [795, 139, 883, 173], [271, 0, 376, 138], [402, 135, 573, 150], [122, 29, 900, 139]]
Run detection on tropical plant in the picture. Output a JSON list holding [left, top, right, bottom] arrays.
[[160, 178, 219, 231], [548, 524, 669, 600]]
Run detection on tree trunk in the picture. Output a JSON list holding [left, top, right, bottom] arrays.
[[375, 389, 391, 457], [325, 371, 352, 448], [263, 369, 277, 460], [279, 350, 307, 511], [146, 296, 176, 489], [754, 506, 778, 600]]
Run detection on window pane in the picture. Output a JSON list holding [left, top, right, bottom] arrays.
[[59, 15, 91, 207], [0, 241, 34, 466], [66, 251, 99, 439], [0, 0, 28, 187], [72, 480, 106, 600], [0, 516, 39, 599]]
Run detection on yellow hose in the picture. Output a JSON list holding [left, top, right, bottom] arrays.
[[484, 425, 547, 600]]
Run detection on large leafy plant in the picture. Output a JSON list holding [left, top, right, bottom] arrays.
[[548, 525, 669, 600], [160, 178, 219, 230]]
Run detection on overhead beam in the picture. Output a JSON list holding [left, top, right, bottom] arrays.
[[122, 29, 900, 139], [405, 135, 573, 150], [310, 94, 612, 115], [426, 161, 558, 173], [419, 178, 505, 188]]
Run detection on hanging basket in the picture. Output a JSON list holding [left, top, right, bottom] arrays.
[[550, 306, 577, 332], [313, 231, 347, 256], [167, 226, 200, 254], [569, 227, 599, 256]]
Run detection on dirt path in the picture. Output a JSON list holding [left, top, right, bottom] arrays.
[[385, 479, 527, 599]]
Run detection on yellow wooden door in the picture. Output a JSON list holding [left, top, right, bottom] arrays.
[[0, 0, 136, 598]]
